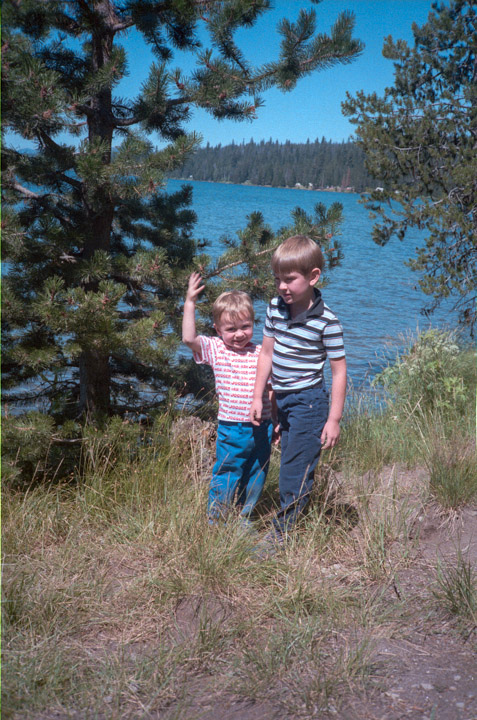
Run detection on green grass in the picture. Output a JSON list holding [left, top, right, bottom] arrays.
[[1, 449, 405, 718], [2, 334, 476, 718], [426, 437, 477, 509], [433, 550, 477, 626]]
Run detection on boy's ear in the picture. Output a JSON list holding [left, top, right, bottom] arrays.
[[309, 267, 321, 285], [213, 323, 221, 336]]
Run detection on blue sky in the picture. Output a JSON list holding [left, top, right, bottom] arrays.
[[117, 0, 436, 147], [8, 1, 437, 150]]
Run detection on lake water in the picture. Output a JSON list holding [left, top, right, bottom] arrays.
[[167, 179, 462, 389]]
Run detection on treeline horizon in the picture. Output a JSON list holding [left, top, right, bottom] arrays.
[[168, 137, 377, 192]]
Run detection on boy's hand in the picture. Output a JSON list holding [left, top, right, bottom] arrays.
[[321, 419, 340, 450], [272, 421, 281, 446], [250, 398, 263, 426], [182, 272, 204, 354], [186, 272, 205, 303]]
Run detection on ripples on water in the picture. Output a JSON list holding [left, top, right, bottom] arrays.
[[168, 179, 461, 390]]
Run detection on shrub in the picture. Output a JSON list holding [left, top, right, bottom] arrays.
[[1, 412, 66, 486], [372, 329, 474, 415]]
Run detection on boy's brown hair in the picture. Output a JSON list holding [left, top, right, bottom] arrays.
[[271, 235, 324, 276], [212, 290, 254, 326]]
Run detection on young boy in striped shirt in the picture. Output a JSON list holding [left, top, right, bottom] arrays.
[[183, 272, 274, 524], [250, 235, 347, 550]]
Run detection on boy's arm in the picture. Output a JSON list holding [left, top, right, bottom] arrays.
[[321, 357, 347, 450], [182, 272, 205, 356], [250, 335, 275, 425], [269, 387, 281, 445]]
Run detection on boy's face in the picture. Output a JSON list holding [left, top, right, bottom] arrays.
[[274, 268, 321, 307], [215, 312, 254, 350]]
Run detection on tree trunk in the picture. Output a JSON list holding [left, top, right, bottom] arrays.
[[79, 0, 117, 418], [79, 348, 111, 419]]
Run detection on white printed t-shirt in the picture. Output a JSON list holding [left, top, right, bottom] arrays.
[[193, 336, 272, 422]]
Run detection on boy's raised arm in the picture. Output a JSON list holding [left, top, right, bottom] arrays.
[[250, 335, 275, 425], [182, 272, 205, 356]]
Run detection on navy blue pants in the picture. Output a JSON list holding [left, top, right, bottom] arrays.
[[273, 383, 329, 535], [208, 420, 273, 520]]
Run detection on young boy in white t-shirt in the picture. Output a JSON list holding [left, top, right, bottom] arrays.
[[182, 272, 274, 523]]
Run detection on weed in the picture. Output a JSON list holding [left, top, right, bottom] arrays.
[[433, 550, 477, 625], [234, 619, 324, 699], [281, 633, 375, 718], [352, 469, 415, 580], [426, 439, 477, 509]]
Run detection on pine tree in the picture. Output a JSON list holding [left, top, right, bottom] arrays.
[[343, 0, 477, 330], [2, 0, 362, 427]]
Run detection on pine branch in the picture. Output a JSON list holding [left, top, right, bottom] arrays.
[[117, 309, 150, 320], [57, 173, 82, 191], [206, 244, 278, 278], [167, 96, 193, 109], [50, 436, 83, 444], [74, 103, 96, 118], [38, 129, 68, 155], [111, 94, 194, 127], [13, 182, 39, 199], [55, 10, 83, 34], [112, 19, 134, 33], [11, 181, 75, 228], [111, 114, 139, 127]]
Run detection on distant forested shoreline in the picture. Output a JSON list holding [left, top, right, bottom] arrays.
[[168, 137, 377, 193]]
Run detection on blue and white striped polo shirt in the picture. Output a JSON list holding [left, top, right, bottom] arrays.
[[263, 289, 345, 392]]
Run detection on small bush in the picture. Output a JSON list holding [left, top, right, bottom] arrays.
[[1, 411, 172, 488], [373, 329, 474, 415], [1, 412, 75, 487]]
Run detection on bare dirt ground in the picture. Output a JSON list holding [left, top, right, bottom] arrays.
[[336, 506, 477, 720], [157, 467, 477, 720]]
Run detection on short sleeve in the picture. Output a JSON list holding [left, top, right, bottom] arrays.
[[322, 318, 345, 359], [263, 303, 275, 338], [193, 336, 218, 367]]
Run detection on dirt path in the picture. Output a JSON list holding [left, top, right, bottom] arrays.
[[160, 478, 477, 720]]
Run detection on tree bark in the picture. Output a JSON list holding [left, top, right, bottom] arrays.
[[79, 0, 117, 418], [79, 348, 111, 418]]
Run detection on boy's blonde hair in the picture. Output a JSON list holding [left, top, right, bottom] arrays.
[[212, 290, 254, 326], [271, 235, 324, 276]]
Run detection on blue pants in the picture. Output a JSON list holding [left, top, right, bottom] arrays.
[[273, 383, 329, 535], [208, 420, 273, 520]]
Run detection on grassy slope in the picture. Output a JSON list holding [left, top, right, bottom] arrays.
[[2, 335, 476, 719]]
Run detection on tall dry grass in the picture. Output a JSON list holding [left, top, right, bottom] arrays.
[[2, 331, 476, 718]]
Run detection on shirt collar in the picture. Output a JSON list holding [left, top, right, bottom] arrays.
[[277, 288, 324, 325]]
